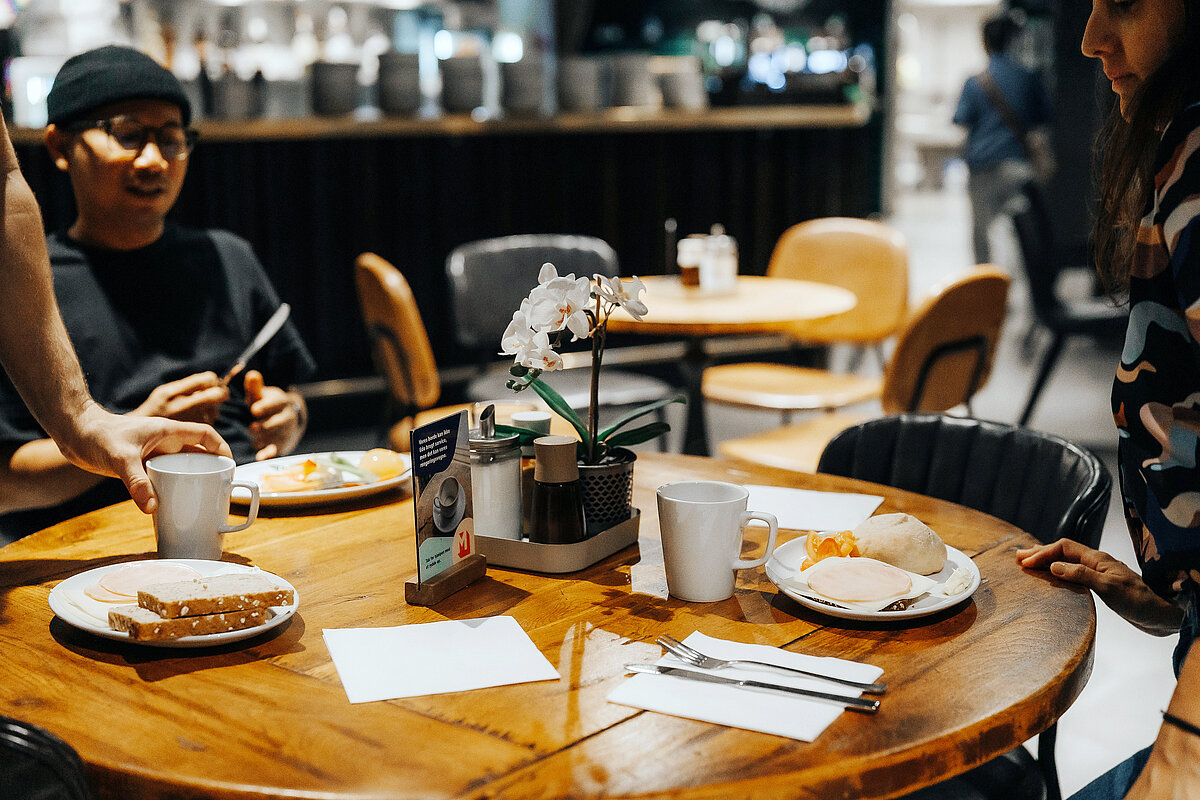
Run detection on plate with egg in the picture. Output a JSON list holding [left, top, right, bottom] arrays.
[[48, 560, 299, 647], [233, 449, 411, 507], [764, 513, 981, 621]]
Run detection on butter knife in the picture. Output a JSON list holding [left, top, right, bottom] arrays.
[[221, 303, 291, 386], [625, 663, 880, 713]]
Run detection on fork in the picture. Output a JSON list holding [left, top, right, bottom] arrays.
[[656, 635, 887, 695]]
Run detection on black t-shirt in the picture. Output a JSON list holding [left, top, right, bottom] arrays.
[[0, 223, 316, 540]]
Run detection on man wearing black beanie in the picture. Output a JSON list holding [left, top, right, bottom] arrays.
[[0, 48, 230, 537], [0, 45, 316, 539]]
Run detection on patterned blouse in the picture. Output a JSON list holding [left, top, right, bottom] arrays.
[[1112, 102, 1200, 608]]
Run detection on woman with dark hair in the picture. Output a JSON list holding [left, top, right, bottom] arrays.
[[1016, 0, 1200, 797]]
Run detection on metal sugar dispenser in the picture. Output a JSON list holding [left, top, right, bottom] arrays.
[[468, 405, 523, 541]]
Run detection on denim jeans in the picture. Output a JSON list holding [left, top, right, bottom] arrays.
[[1067, 746, 1151, 800]]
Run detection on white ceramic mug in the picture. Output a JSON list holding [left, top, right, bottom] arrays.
[[656, 480, 779, 602], [147, 453, 260, 560]]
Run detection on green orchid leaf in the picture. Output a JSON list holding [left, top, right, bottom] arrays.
[[528, 377, 588, 441], [494, 423, 548, 446], [605, 422, 671, 448], [597, 393, 687, 441]]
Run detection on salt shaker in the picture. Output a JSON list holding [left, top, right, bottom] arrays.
[[528, 435, 587, 544], [468, 405, 523, 541]]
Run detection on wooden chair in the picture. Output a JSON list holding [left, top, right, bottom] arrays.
[[354, 252, 571, 451], [818, 413, 1112, 800], [701, 217, 909, 420], [1010, 181, 1126, 426], [717, 265, 1010, 473]]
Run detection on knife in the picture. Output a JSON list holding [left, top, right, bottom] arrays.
[[625, 663, 880, 713], [221, 304, 291, 386]]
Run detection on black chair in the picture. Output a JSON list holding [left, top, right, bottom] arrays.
[[1010, 181, 1127, 426], [445, 234, 676, 440], [818, 413, 1113, 800], [0, 716, 95, 800]]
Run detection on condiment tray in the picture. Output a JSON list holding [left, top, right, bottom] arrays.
[[475, 509, 640, 574]]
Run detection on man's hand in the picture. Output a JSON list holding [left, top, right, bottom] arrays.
[[59, 401, 230, 513], [132, 372, 229, 424], [1016, 538, 1183, 635], [243, 370, 306, 461]]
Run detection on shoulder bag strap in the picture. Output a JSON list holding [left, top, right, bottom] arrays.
[[977, 69, 1032, 151]]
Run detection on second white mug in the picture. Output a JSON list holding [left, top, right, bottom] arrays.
[[147, 453, 260, 560], [656, 480, 778, 602]]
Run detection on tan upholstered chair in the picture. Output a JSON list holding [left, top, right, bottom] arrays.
[[355, 252, 570, 451], [717, 265, 1011, 473], [701, 217, 910, 421]]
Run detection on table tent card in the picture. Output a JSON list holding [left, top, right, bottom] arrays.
[[405, 410, 485, 605]]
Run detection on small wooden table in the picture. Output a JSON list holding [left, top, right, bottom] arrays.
[[607, 276, 857, 455], [0, 453, 1094, 800]]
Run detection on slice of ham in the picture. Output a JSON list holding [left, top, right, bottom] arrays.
[[94, 562, 203, 599], [807, 558, 912, 602]]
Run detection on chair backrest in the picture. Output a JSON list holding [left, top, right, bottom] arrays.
[[445, 234, 619, 356], [1010, 181, 1066, 325], [767, 217, 909, 344], [0, 716, 95, 800], [354, 252, 441, 416], [881, 265, 1010, 414], [817, 414, 1112, 548]]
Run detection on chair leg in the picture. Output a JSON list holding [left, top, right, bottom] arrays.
[[1038, 723, 1062, 800], [1019, 334, 1066, 426]]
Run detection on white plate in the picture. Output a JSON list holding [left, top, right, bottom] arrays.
[[47, 560, 299, 648], [233, 451, 411, 507], [764, 538, 981, 622]]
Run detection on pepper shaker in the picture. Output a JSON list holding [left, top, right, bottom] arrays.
[[528, 435, 586, 544]]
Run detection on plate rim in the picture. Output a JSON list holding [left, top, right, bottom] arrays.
[[232, 450, 411, 507], [48, 559, 299, 648], [764, 538, 981, 622]]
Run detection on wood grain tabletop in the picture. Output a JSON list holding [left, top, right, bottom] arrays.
[[0, 452, 1094, 800]]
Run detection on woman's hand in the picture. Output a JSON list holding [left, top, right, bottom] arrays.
[[1016, 538, 1183, 635], [243, 370, 306, 461], [132, 372, 229, 425]]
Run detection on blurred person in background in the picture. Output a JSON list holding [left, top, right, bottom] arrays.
[[0, 67, 229, 540], [1016, 0, 1200, 797], [953, 11, 1053, 265], [0, 45, 314, 542]]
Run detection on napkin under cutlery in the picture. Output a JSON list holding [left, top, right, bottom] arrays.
[[607, 631, 884, 740], [323, 615, 559, 703]]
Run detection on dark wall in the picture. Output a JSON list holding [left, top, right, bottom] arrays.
[[15, 122, 877, 383]]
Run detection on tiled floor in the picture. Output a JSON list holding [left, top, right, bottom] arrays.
[[303, 185, 1171, 797]]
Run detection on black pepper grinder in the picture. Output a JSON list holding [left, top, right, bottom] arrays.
[[528, 435, 587, 544]]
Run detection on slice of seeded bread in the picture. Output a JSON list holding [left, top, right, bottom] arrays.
[[108, 605, 272, 640], [136, 573, 294, 619]]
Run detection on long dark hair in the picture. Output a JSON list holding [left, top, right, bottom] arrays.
[[1094, 1, 1200, 296]]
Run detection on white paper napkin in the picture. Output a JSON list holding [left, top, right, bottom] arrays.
[[745, 485, 884, 531], [323, 615, 560, 703], [607, 631, 883, 741]]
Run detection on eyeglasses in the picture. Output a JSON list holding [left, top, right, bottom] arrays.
[[66, 116, 199, 161]]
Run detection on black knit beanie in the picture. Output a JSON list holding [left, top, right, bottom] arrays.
[[47, 45, 191, 126]]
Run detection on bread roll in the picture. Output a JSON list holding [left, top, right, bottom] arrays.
[[852, 513, 946, 575]]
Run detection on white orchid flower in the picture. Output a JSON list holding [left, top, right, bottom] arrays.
[[596, 275, 648, 320], [500, 309, 534, 356], [526, 263, 593, 340], [517, 330, 564, 371]]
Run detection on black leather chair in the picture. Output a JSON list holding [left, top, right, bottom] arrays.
[[445, 234, 676, 441], [1010, 181, 1127, 426], [818, 413, 1113, 800], [0, 716, 94, 800]]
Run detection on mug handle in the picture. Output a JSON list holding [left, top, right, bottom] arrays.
[[732, 511, 779, 571], [221, 480, 260, 533]]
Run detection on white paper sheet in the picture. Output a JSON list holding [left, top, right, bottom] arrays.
[[607, 631, 883, 741], [323, 615, 560, 703], [745, 485, 884, 532]]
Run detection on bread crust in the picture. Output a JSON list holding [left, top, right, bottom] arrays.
[[108, 605, 271, 640]]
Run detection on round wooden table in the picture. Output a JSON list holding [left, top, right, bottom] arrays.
[[607, 276, 857, 455], [0, 453, 1094, 800]]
